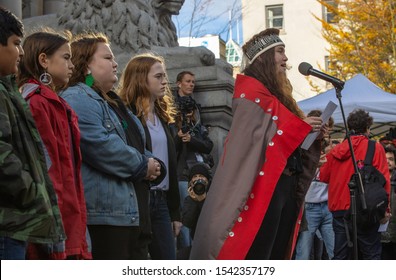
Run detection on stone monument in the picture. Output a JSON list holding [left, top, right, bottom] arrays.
[[7, 0, 234, 167]]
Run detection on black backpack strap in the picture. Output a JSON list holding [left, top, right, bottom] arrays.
[[364, 140, 376, 165]]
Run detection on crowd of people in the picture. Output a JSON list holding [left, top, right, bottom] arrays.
[[0, 6, 394, 260]]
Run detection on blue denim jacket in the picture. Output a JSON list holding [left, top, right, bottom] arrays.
[[60, 83, 150, 226]]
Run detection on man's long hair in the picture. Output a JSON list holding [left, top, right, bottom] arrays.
[[242, 29, 305, 119]]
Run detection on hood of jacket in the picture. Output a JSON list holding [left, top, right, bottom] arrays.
[[330, 135, 367, 161]]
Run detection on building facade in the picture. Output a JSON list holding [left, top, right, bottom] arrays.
[[178, 34, 242, 78], [241, 0, 334, 100], [178, 35, 227, 60]]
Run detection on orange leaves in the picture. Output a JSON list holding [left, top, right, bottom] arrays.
[[316, 0, 396, 93]]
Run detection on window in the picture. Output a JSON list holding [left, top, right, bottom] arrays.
[[226, 40, 242, 66], [324, 56, 333, 87], [322, 0, 337, 23], [324, 56, 330, 72], [266, 5, 283, 29]]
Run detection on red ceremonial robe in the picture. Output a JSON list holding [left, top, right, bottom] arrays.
[[189, 74, 320, 260]]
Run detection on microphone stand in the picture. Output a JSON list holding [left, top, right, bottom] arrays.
[[334, 85, 367, 260]]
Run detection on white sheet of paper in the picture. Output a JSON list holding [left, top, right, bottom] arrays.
[[378, 221, 389, 232], [301, 101, 338, 150]]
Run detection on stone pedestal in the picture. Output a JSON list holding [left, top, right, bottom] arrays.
[[195, 80, 233, 170], [23, 0, 43, 18], [22, 13, 59, 29], [43, 0, 64, 14]]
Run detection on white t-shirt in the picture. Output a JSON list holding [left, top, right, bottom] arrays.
[[147, 114, 169, 191]]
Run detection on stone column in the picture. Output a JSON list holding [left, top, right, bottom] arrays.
[[43, 0, 64, 14], [195, 79, 234, 170], [29, 0, 43, 17], [0, 0, 22, 18]]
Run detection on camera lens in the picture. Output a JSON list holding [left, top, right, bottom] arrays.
[[192, 179, 207, 195]]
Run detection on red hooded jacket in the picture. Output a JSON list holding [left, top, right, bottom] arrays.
[[22, 79, 90, 259], [320, 135, 390, 212]]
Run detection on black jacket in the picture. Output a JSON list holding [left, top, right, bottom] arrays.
[[182, 196, 204, 239], [174, 123, 213, 181]]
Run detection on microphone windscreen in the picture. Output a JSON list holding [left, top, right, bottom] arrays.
[[298, 62, 312, 76]]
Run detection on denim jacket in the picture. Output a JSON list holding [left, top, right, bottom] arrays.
[[60, 83, 149, 226]]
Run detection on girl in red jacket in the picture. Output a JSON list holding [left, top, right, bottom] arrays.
[[18, 30, 91, 259]]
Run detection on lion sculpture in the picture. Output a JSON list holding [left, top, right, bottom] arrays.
[[59, 0, 182, 51]]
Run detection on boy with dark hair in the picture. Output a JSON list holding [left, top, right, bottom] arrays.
[[0, 6, 65, 259]]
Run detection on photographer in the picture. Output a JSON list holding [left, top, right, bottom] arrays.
[[174, 72, 214, 251], [179, 163, 211, 259], [174, 96, 214, 177]]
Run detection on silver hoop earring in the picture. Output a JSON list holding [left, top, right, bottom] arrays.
[[39, 71, 52, 85]]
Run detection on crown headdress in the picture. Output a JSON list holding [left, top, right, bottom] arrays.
[[241, 34, 284, 71]]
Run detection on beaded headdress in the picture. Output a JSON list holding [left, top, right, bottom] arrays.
[[241, 33, 284, 71]]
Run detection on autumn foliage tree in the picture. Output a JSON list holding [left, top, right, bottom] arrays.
[[316, 0, 396, 93]]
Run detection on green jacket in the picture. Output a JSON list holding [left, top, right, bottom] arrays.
[[0, 75, 65, 244]]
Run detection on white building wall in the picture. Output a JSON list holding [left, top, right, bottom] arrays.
[[178, 35, 222, 59], [242, 0, 331, 100]]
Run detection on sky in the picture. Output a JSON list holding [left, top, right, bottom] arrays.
[[174, 0, 243, 44]]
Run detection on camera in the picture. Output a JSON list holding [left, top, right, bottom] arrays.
[[191, 178, 208, 195], [177, 96, 196, 133], [181, 119, 192, 134], [177, 96, 196, 113]]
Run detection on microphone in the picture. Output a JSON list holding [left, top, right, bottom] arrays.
[[298, 62, 345, 89]]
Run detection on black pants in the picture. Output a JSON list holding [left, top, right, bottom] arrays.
[[246, 174, 299, 260], [332, 215, 381, 259], [88, 225, 149, 260], [381, 242, 396, 260]]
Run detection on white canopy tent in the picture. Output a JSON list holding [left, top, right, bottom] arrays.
[[297, 74, 396, 138]]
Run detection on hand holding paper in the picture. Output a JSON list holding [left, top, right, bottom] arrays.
[[301, 101, 338, 150]]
